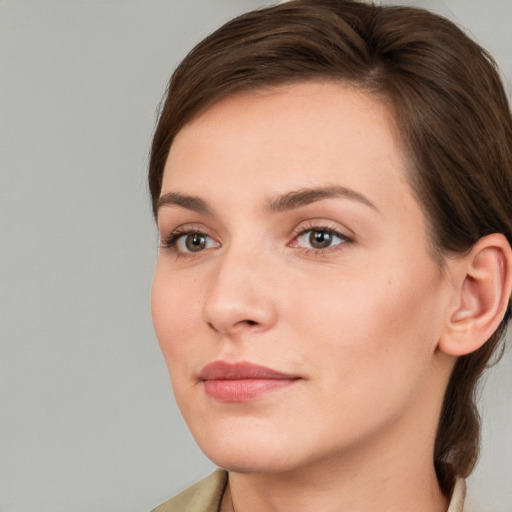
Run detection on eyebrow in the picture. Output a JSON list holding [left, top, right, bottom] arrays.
[[265, 185, 378, 213], [157, 192, 212, 215], [157, 185, 377, 217]]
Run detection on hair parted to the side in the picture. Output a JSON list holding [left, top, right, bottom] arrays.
[[149, 0, 512, 495]]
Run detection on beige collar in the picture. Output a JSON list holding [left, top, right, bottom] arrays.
[[153, 470, 467, 512], [448, 477, 466, 512]]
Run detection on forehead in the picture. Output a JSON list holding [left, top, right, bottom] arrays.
[[163, 81, 413, 213], [171, 81, 400, 157]]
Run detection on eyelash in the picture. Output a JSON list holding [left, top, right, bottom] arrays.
[[290, 223, 353, 255], [159, 225, 215, 257], [159, 224, 353, 257]]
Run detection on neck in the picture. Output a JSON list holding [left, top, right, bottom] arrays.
[[221, 372, 451, 512], [224, 444, 447, 512]]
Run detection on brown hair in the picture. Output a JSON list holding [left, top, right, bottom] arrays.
[[149, 0, 512, 494]]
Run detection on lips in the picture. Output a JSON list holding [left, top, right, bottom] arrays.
[[198, 361, 300, 402]]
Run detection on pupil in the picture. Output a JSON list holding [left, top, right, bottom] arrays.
[[186, 234, 206, 251], [310, 230, 332, 248]]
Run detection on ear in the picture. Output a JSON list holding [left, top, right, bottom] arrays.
[[438, 234, 512, 357]]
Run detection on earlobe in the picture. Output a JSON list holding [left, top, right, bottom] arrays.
[[438, 234, 512, 357]]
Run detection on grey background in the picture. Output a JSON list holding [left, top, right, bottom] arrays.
[[0, 1, 510, 511]]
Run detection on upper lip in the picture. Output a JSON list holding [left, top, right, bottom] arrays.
[[198, 361, 299, 380]]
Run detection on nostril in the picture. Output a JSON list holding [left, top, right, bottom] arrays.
[[208, 319, 258, 331]]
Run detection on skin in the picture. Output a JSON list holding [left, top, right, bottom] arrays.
[[151, 82, 461, 512]]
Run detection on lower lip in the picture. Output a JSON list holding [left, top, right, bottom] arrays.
[[203, 378, 297, 402]]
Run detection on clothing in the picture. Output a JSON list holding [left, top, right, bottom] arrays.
[[152, 470, 227, 512], [152, 469, 466, 512], [449, 478, 466, 512]]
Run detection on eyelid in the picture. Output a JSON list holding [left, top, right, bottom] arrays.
[[159, 224, 220, 254], [159, 220, 354, 256], [288, 221, 354, 253]]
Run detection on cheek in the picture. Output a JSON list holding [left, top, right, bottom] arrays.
[[287, 265, 442, 391], [284, 274, 441, 445], [151, 265, 204, 366]]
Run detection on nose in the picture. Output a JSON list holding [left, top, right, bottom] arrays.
[[202, 246, 278, 337]]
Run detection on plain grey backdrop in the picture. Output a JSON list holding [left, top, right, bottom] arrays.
[[1, 1, 511, 511]]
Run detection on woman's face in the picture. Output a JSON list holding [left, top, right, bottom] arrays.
[[152, 82, 455, 474]]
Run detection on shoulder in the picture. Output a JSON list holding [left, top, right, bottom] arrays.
[[152, 469, 228, 512]]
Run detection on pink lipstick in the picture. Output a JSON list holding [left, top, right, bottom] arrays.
[[198, 361, 300, 402]]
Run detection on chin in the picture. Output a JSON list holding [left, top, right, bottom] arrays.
[[189, 421, 309, 474], [203, 446, 305, 475]]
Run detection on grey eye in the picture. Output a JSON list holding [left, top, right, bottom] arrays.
[[185, 233, 207, 252], [309, 230, 334, 249], [176, 232, 219, 253], [296, 229, 345, 250]]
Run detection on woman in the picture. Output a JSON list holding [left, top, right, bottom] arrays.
[[148, 1, 512, 510]]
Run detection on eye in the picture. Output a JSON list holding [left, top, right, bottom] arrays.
[[178, 233, 210, 252], [292, 227, 350, 251], [161, 230, 220, 254]]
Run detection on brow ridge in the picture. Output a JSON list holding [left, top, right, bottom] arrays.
[[157, 192, 211, 215], [265, 185, 377, 213], [157, 185, 376, 218]]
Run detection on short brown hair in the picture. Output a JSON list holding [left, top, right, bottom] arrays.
[[148, 0, 512, 494]]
